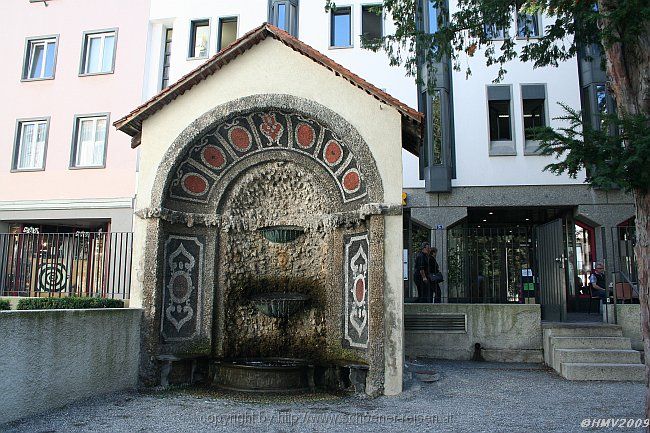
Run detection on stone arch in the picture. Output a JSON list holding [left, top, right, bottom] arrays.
[[151, 94, 384, 215]]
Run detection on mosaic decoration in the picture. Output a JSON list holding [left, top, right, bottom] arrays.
[[343, 233, 369, 349], [168, 110, 367, 204], [161, 235, 204, 341]]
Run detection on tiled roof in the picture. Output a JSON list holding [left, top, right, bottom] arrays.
[[114, 23, 422, 155]]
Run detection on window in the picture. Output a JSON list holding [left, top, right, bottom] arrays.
[[23, 37, 57, 80], [330, 6, 352, 48], [269, 0, 299, 36], [80, 30, 117, 75], [189, 20, 210, 58], [161, 28, 173, 89], [71, 115, 109, 168], [521, 84, 547, 154], [484, 23, 507, 39], [361, 5, 382, 46], [13, 119, 48, 171], [218, 17, 238, 51], [487, 85, 515, 155], [517, 12, 541, 38], [521, 84, 546, 138], [430, 90, 443, 165]]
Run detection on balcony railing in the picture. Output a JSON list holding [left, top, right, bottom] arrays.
[[0, 232, 132, 300]]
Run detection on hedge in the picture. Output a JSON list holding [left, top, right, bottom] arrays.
[[0, 299, 10, 310], [17, 297, 124, 310]]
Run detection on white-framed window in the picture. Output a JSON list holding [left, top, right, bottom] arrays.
[[23, 36, 58, 80], [330, 5, 352, 48], [80, 30, 117, 75], [13, 119, 49, 171], [484, 23, 507, 40], [361, 4, 383, 46], [71, 115, 109, 168], [269, 0, 299, 36], [517, 12, 541, 38], [217, 17, 238, 51], [189, 19, 210, 58]]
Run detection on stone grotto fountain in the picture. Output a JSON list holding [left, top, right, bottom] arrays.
[[114, 25, 419, 397]]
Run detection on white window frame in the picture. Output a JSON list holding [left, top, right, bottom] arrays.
[[70, 114, 110, 169], [516, 11, 542, 39], [329, 4, 354, 49], [188, 19, 211, 59], [80, 29, 118, 76], [23, 36, 58, 81], [360, 3, 384, 46], [12, 118, 50, 172]]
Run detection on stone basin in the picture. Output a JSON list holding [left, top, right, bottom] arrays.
[[213, 358, 311, 393], [250, 292, 309, 318]]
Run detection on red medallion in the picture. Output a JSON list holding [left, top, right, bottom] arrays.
[[355, 278, 366, 303], [183, 174, 207, 195], [342, 170, 361, 193], [296, 123, 315, 149], [324, 140, 343, 165], [202, 146, 226, 169], [260, 114, 283, 142], [229, 127, 251, 151]]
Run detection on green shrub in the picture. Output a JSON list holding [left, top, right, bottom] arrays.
[[17, 297, 124, 310], [0, 299, 11, 310]]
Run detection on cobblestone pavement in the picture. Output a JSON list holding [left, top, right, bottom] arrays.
[[2, 360, 645, 433]]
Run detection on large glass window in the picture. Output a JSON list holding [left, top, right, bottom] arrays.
[[430, 90, 443, 164], [189, 20, 210, 58], [161, 28, 173, 89], [71, 115, 108, 168], [269, 0, 299, 36], [330, 6, 352, 47], [23, 37, 57, 80], [13, 119, 48, 171], [361, 5, 382, 45], [488, 101, 512, 141], [80, 30, 116, 75]]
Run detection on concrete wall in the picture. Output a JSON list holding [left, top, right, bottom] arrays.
[[604, 304, 642, 350], [0, 308, 142, 425], [405, 303, 543, 363]]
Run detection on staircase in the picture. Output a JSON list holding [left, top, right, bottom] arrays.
[[543, 323, 644, 382]]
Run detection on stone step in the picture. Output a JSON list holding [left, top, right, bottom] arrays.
[[550, 336, 631, 351], [560, 362, 645, 382], [552, 349, 641, 372], [543, 324, 623, 338]]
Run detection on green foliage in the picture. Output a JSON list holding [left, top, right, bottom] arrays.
[[0, 299, 11, 310], [16, 296, 125, 310], [533, 105, 650, 193]]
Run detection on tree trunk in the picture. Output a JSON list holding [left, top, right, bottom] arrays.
[[635, 191, 650, 424]]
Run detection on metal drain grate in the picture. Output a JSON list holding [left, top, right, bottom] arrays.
[[404, 314, 467, 332]]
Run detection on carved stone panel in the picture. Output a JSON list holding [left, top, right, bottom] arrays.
[[161, 235, 204, 342], [343, 233, 369, 349]]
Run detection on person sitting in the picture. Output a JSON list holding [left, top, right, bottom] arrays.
[[589, 262, 608, 303]]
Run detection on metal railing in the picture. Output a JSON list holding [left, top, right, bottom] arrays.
[[611, 225, 639, 304], [0, 232, 132, 299], [446, 227, 536, 304]]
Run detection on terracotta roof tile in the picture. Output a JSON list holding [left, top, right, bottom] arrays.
[[114, 23, 422, 154]]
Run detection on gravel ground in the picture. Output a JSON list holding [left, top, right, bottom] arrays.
[[2, 360, 645, 433]]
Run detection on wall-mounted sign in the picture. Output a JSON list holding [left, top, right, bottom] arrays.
[[435, 224, 444, 230]]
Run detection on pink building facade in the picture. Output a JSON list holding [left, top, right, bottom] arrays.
[[0, 0, 150, 234]]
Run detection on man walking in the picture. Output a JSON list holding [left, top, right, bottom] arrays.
[[414, 242, 431, 303]]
